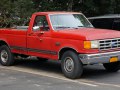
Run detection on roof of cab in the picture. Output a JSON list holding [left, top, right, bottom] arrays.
[[34, 11, 81, 15]]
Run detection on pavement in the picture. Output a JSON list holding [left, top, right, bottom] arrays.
[[0, 57, 120, 90]]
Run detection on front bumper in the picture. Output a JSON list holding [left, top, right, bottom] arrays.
[[79, 51, 120, 64]]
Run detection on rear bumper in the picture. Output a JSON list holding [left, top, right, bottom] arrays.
[[79, 51, 120, 64]]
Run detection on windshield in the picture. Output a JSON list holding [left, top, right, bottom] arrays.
[[50, 14, 93, 30]]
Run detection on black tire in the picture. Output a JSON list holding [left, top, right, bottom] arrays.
[[61, 50, 83, 79], [103, 62, 120, 72], [0, 45, 14, 66], [37, 57, 48, 62]]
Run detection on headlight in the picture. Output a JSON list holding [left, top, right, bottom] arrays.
[[84, 41, 99, 49]]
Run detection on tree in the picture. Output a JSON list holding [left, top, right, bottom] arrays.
[[67, 0, 73, 11], [1, 0, 120, 28], [0, 0, 36, 27]]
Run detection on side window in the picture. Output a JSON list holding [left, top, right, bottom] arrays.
[[33, 16, 49, 31]]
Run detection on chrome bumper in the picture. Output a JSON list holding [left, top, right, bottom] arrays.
[[79, 51, 120, 64]]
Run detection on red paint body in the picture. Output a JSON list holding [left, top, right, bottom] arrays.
[[1, 12, 120, 60]]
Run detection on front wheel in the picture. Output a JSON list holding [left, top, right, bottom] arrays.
[[0, 45, 14, 66], [103, 62, 120, 72], [61, 51, 83, 79]]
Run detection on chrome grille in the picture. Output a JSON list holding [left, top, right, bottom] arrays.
[[99, 38, 120, 50]]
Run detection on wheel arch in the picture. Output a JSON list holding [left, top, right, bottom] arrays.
[[0, 40, 10, 48], [59, 47, 78, 60]]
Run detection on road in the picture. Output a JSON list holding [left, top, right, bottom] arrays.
[[0, 57, 120, 90]]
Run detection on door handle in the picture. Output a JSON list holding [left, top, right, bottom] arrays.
[[39, 39, 43, 41]]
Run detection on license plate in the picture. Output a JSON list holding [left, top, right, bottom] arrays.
[[110, 57, 118, 63]]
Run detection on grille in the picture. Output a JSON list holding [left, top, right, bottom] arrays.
[[99, 38, 120, 50]]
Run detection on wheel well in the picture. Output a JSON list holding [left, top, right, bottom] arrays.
[[0, 40, 8, 47], [59, 48, 78, 60]]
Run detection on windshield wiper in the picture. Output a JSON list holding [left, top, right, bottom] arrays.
[[56, 26, 71, 28], [55, 26, 86, 30], [73, 26, 94, 29], [78, 26, 84, 27], [70, 26, 84, 29], [55, 26, 72, 30]]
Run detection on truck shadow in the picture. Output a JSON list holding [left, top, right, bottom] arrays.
[[14, 58, 62, 74], [14, 57, 120, 80]]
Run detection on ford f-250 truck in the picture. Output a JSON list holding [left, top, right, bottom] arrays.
[[0, 12, 120, 79]]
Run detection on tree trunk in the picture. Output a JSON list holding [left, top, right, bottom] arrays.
[[67, 0, 73, 11]]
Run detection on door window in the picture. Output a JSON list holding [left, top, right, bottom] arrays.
[[33, 16, 49, 31]]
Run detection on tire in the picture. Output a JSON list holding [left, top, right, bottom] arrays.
[[103, 62, 120, 72], [37, 57, 48, 62], [0, 45, 14, 66], [61, 50, 83, 79]]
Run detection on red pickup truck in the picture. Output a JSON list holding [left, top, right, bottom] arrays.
[[0, 12, 120, 79]]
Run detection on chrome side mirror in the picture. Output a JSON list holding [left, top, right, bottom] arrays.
[[33, 26, 40, 31]]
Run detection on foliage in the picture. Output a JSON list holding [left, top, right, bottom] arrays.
[[0, 0, 120, 28], [0, 0, 35, 27]]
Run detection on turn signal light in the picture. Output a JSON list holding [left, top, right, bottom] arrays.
[[84, 41, 91, 49]]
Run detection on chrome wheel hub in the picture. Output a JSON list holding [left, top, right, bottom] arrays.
[[1, 50, 8, 63], [64, 57, 74, 72]]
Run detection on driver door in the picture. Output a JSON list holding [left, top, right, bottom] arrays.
[[27, 15, 52, 58]]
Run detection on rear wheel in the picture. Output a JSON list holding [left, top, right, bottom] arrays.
[[0, 45, 14, 66], [61, 50, 83, 79], [103, 62, 120, 72]]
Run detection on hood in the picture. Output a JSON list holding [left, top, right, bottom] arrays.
[[53, 28, 120, 40]]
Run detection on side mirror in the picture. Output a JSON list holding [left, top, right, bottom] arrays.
[[33, 26, 40, 31]]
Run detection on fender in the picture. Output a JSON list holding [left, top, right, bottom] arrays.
[[58, 46, 78, 60]]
